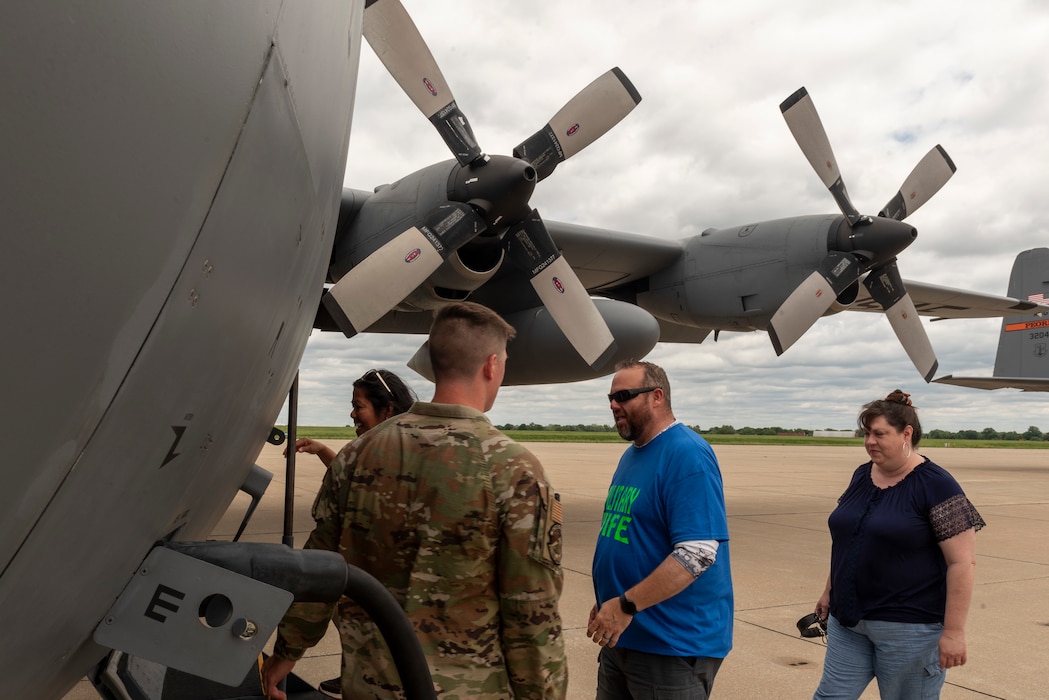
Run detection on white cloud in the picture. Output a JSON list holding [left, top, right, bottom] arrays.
[[283, 0, 1049, 434]]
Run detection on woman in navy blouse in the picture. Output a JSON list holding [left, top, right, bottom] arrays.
[[812, 390, 985, 700]]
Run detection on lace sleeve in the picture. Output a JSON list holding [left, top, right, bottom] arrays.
[[930, 493, 986, 542]]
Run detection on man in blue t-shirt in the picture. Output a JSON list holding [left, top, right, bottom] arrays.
[[589, 360, 733, 699]]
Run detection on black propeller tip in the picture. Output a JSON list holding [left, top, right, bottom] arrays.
[[934, 144, 957, 174], [768, 327, 787, 357], [589, 340, 620, 373], [320, 292, 360, 339], [780, 87, 809, 114], [610, 67, 643, 107], [922, 360, 939, 384]]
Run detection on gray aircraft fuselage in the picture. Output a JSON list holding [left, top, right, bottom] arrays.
[[1, 3, 363, 697]]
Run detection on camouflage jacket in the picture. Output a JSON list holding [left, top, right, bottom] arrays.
[[273, 402, 567, 699]]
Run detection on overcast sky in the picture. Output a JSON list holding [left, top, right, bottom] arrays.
[[285, 0, 1049, 433]]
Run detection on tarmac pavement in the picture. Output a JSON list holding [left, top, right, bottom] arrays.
[[62, 441, 1049, 699]]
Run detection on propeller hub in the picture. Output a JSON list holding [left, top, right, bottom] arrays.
[[832, 216, 916, 266], [448, 154, 536, 229]]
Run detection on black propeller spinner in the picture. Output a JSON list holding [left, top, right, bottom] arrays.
[[768, 87, 956, 382], [323, 0, 641, 370]]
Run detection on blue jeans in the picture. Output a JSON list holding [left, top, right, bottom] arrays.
[[813, 616, 947, 700], [597, 646, 723, 699]]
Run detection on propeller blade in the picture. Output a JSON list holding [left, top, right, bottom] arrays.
[[322, 202, 486, 337], [768, 252, 864, 355], [503, 210, 617, 369], [879, 145, 957, 220], [863, 260, 938, 381], [513, 68, 641, 182], [363, 0, 483, 166], [780, 87, 862, 225]]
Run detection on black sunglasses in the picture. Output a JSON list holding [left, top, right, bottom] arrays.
[[796, 613, 827, 640], [607, 387, 657, 404]]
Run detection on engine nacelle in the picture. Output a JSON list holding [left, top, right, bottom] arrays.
[[332, 165, 512, 312], [638, 214, 842, 332], [407, 298, 660, 385]]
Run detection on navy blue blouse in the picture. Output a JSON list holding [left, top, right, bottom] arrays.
[[828, 458, 985, 628]]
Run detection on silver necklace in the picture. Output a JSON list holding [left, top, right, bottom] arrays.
[[635, 420, 679, 448]]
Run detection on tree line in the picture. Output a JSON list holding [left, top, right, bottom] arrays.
[[496, 423, 1049, 442]]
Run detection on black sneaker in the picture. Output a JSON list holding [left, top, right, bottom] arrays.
[[318, 677, 341, 698]]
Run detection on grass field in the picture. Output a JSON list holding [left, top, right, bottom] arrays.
[[283, 427, 1049, 449]]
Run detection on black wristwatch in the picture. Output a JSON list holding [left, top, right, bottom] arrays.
[[618, 593, 637, 615]]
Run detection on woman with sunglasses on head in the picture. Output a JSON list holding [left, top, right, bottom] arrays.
[[284, 368, 415, 699], [289, 368, 416, 468], [812, 390, 985, 700]]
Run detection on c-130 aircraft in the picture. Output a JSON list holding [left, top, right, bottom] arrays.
[[4, 1, 1044, 699]]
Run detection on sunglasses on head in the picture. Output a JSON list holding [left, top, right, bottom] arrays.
[[607, 387, 657, 404], [366, 369, 393, 397]]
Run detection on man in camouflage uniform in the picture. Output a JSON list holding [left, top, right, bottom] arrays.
[[262, 301, 567, 699]]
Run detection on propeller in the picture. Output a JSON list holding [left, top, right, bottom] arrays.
[[768, 87, 955, 382], [513, 67, 643, 182], [502, 209, 617, 368], [322, 202, 488, 336], [323, 0, 640, 370], [360, 0, 482, 166]]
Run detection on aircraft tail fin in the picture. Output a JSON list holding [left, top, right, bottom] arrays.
[[992, 247, 1049, 379], [935, 247, 1049, 391]]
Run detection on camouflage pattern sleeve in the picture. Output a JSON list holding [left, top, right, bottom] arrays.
[[272, 442, 354, 661], [494, 444, 568, 699], [272, 598, 335, 662]]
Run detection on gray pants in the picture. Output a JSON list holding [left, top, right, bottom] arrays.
[[597, 646, 723, 699]]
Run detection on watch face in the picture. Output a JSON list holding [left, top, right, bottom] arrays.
[[619, 594, 637, 615]]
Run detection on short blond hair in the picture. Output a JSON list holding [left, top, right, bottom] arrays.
[[428, 302, 516, 381]]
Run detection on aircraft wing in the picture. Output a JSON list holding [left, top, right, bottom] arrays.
[[545, 221, 1042, 322], [933, 375, 1049, 392], [850, 278, 1042, 320], [544, 219, 683, 290], [544, 221, 724, 344]]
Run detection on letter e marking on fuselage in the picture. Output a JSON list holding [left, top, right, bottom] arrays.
[[144, 583, 186, 623]]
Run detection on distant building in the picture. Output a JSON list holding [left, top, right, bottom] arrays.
[[813, 430, 857, 438]]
